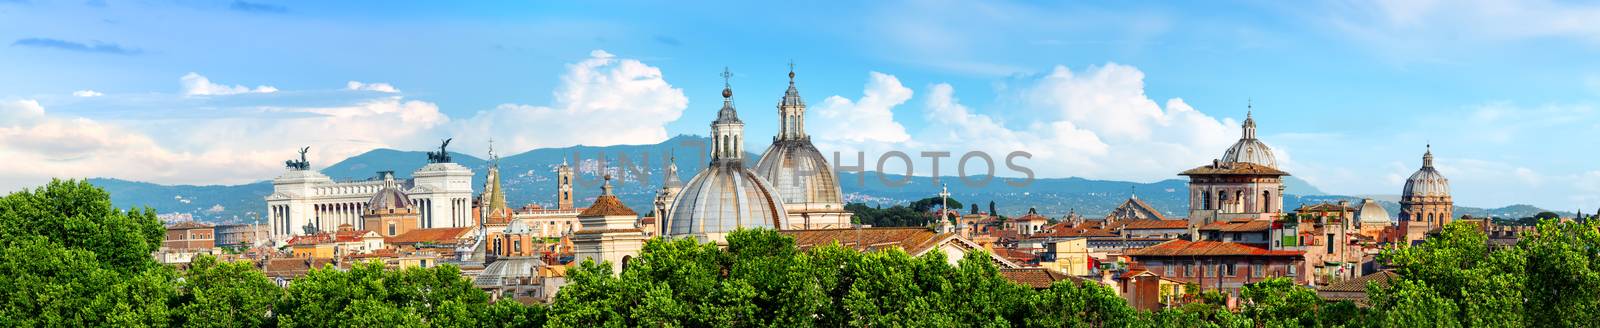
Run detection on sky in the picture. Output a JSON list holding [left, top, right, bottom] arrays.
[[1, 0, 1598, 210]]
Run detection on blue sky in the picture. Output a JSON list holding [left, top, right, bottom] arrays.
[[1, 0, 1597, 210]]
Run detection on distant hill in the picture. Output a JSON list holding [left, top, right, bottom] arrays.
[[87, 134, 1560, 224]]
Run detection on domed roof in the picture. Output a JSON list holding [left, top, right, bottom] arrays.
[[754, 140, 843, 205], [1356, 198, 1390, 223], [666, 162, 788, 240], [1220, 112, 1278, 168], [1403, 146, 1450, 198], [366, 177, 414, 212]]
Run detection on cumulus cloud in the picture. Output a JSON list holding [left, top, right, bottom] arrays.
[[811, 72, 914, 144], [346, 81, 400, 93], [0, 94, 449, 189], [0, 99, 46, 124], [0, 49, 689, 190], [72, 90, 104, 97], [451, 50, 688, 153], [181, 72, 278, 96], [812, 64, 1237, 182]]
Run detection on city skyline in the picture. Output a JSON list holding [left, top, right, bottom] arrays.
[[2, 1, 1598, 210]]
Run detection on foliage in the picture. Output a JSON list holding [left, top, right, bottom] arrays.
[[275, 261, 494, 327], [173, 255, 282, 327], [846, 203, 933, 227]]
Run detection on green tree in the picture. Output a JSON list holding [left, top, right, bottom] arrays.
[[1518, 219, 1600, 327], [275, 261, 491, 327], [172, 255, 282, 327], [1380, 221, 1524, 327], [0, 180, 177, 327], [0, 179, 165, 272], [1238, 277, 1323, 327]]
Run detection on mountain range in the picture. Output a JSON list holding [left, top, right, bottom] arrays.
[[88, 135, 1562, 225]]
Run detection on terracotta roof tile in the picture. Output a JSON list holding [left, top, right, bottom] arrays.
[[386, 227, 472, 245], [1179, 162, 1289, 176], [167, 221, 212, 230], [1126, 240, 1303, 257], [1198, 219, 1273, 232], [1318, 270, 1398, 293], [1118, 220, 1190, 230], [999, 268, 1088, 289], [580, 195, 637, 217]]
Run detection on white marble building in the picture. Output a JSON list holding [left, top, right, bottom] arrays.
[[266, 149, 473, 242]]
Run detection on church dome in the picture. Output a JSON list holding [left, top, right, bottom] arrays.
[[755, 141, 843, 205], [366, 177, 414, 212], [665, 69, 789, 242], [667, 162, 788, 240], [1403, 147, 1449, 198], [1220, 112, 1278, 168], [1356, 198, 1390, 224]]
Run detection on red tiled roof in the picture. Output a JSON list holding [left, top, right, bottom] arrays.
[[386, 227, 472, 245], [1198, 219, 1273, 232], [990, 248, 1038, 263], [999, 267, 1088, 289], [1118, 220, 1190, 230], [167, 221, 212, 230], [580, 195, 637, 217], [263, 258, 334, 277], [1015, 213, 1049, 222], [1126, 240, 1303, 257], [1179, 162, 1289, 176]]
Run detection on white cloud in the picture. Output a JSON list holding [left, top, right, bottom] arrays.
[[72, 90, 104, 97], [0, 99, 46, 124], [181, 72, 278, 96], [0, 94, 449, 189], [451, 50, 687, 154], [810, 64, 1238, 182], [811, 72, 914, 145], [346, 81, 400, 93]]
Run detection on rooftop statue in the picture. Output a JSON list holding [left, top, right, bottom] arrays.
[[284, 146, 310, 170], [427, 138, 453, 164]]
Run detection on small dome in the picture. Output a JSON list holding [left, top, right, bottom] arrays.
[[666, 162, 788, 240], [367, 181, 414, 212], [1221, 139, 1277, 168], [754, 141, 842, 205], [1403, 147, 1449, 198], [1356, 198, 1390, 223], [1220, 113, 1278, 168]]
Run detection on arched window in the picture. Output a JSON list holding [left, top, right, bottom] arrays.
[[1262, 190, 1272, 213]]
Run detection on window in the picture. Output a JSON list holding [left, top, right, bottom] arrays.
[[1252, 263, 1264, 278], [1164, 263, 1175, 277], [388, 223, 396, 236], [1184, 262, 1194, 277], [1224, 263, 1236, 277], [1326, 233, 1336, 254], [1287, 264, 1298, 276], [1205, 263, 1216, 277]]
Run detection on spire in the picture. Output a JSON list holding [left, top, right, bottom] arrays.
[[1423, 144, 1434, 168], [711, 67, 745, 163], [778, 61, 806, 140], [662, 151, 683, 188], [601, 171, 614, 196], [1242, 99, 1257, 140]]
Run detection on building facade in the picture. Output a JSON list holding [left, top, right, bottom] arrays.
[[1182, 111, 1288, 225], [1399, 146, 1452, 243], [266, 147, 473, 242]]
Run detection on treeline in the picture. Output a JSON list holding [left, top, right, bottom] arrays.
[[4, 180, 1599, 327], [847, 196, 969, 227]]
